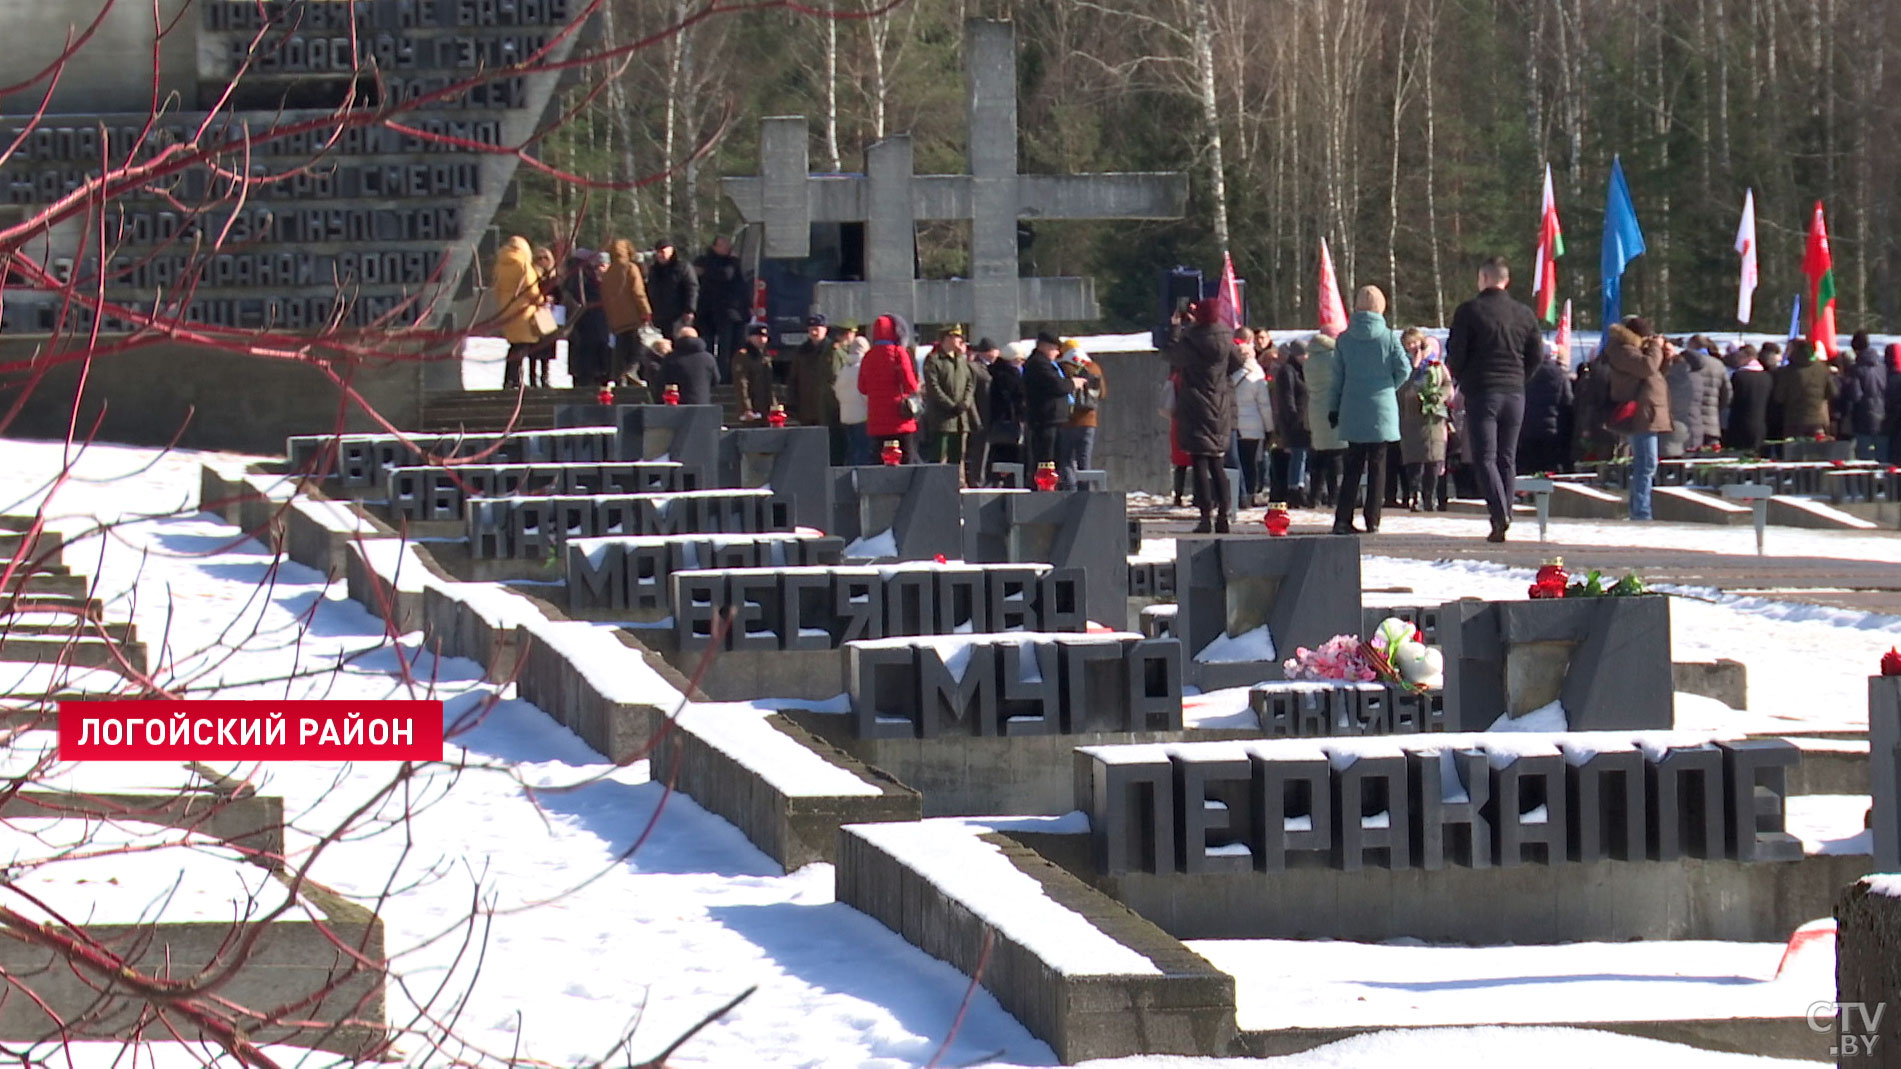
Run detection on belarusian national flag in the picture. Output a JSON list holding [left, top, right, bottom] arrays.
[[1802, 201, 1837, 355], [1533, 163, 1565, 324]]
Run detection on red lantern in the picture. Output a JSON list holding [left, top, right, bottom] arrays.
[[595, 383, 614, 405], [1883, 647, 1901, 677], [881, 439, 904, 466], [662, 384, 680, 405], [1033, 462, 1060, 491], [1529, 557, 1569, 599], [767, 404, 788, 428], [933, 553, 947, 564], [1263, 503, 1291, 536]]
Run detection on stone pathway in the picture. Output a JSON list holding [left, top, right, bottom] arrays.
[[1135, 505, 1901, 617]]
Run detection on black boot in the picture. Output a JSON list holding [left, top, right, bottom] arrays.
[[1192, 515, 1214, 534], [1214, 513, 1231, 534]]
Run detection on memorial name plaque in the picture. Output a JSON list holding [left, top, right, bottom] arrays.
[[466, 490, 792, 560]]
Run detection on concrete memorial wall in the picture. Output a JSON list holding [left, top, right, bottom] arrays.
[[565, 534, 845, 622], [671, 564, 1085, 651], [847, 632, 1183, 739], [1174, 536, 1363, 690], [718, 426, 833, 532], [964, 490, 1130, 630], [1083, 735, 1803, 877], [831, 465, 962, 562], [466, 489, 793, 560], [386, 462, 695, 523], [1438, 595, 1675, 732]]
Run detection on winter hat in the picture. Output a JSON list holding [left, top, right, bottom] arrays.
[[746, 321, 771, 336], [1034, 330, 1063, 349], [1189, 299, 1222, 325], [806, 313, 828, 327], [974, 337, 998, 353]]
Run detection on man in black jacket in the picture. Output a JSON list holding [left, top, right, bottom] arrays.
[[694, 236, 749, 378], [646, 239, 700, 341], [1445, 257, 1544, 542], [1024, 332, 1072, 474], [659, 328, 719, 406]]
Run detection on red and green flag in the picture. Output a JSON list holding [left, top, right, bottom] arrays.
[[1533, 164, 1565, 324], [1803, 201, 1838, 355]]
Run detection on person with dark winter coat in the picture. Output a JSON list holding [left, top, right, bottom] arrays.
[[858, 314, 922, 461], [1518, 352, 1574, 475], [1445, 257, 1544, 542], [1164, 301, 1247, 532], [659, 331, 718, 406], [986, 343, 1029, 481], [1688, 336, 1731, 448], [1570, 355, 1615, 464], [693, 236, 749, 374], [731, 323, 777, 423], [1270, 341, 1312, 506], [785, 316, 839, 428], [1724, 347, 1774, 454], [645, 240, 699, 338], [1023, 333, 1073, 473], [1601, 317, 1672, 520], [1772, 340, 1839, 438], [1885, 344, 1901, 464], [966, 340, 996, 486], [561, 251, 611, 389], [1838, 345, 1890, 458]]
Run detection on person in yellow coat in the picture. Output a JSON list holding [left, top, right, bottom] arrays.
[[492, 235, 549, 389]]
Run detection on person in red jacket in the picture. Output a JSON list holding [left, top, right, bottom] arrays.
[[858, 313, 922, 462]]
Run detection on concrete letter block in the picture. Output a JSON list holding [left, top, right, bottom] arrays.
[[848, 643, 919, 739], [1172, 752, 1253, 875], [920, 643, 997, 737], [1563, 747, 1648, 863], [1489, 751, 1569, 866], [1089, 753, 1176, 876], [1411, 749, 1492, 870], [1329, 752, 1411, 870], [1717, 739, 1802, 863], [1647, 745, 1726, 861], [998, 640, 1060, 735], [1249, 750, 1332, 871], [1127, 638, 1184, 732]]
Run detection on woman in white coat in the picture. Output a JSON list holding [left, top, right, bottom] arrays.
[[833, 335, 872, 466]]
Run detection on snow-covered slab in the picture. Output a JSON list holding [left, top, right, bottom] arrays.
[[0, 730, 216, 796], [0, 818, 307, 924], [847, 819, 1161, 976], [1081, 728, 1742, 767], [1192, 937, 1832, 1032], [514, 615, 682, 708], [675, 703, 883, 798]]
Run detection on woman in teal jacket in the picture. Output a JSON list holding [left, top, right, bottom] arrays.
[[1326, 285, 1412, 534]]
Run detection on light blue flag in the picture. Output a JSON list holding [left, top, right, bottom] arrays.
[[1787, 293, 1802, 341], [1600, 156, 1646, 330]]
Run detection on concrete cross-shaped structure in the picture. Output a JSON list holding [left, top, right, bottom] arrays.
[[720, 19, 1187, 346]]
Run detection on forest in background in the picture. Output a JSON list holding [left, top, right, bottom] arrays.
[[495, 0, 1899, 334]]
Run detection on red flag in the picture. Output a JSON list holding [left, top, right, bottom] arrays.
[[1533, 164, 1565, 324], [1802, 201, 1838, 356], [1317, 238, 1347, 337], [1214, 252, 1243, 330]]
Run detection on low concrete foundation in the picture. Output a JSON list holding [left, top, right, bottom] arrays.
[[653, 713, 918, 869], [1673, 658, 1749, 711], [0, 879, 384, 1056], [1233, 1017, 1826, 1062], [1080, 851, 1870, 944], [791, 712, 1220, 817], [838, 823, 1238, 1063]]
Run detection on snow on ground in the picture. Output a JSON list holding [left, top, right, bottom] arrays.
[[1190, 937, 1836, 1032], [0, 439, 1884, 1068]]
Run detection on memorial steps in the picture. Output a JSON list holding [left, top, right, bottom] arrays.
[[0, 515, 148, 679], [418, 384, 742, 434]]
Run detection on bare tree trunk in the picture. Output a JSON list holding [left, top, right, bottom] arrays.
[[1387, 3, 1410, 313], [1524, 0, 1543, 156], [682, 22, 701, 239], [1713, 0, 1731, 172], [1192, 0, 1232, 252], [1421, 0, 1445, 323], [866, 4, 889, 140], [824, 12, 842, 171], [1651, 0, 1671, 322], [663, 1, 686, 232]]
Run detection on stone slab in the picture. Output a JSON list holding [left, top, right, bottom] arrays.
[[1174, 536, 1362, 691], [831, 465, 963, 562], [718, 426, 833, 532], [963, 489, 1131, 630]]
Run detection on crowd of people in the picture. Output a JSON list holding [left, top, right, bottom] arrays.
[[492, 239, 1901, 541]]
